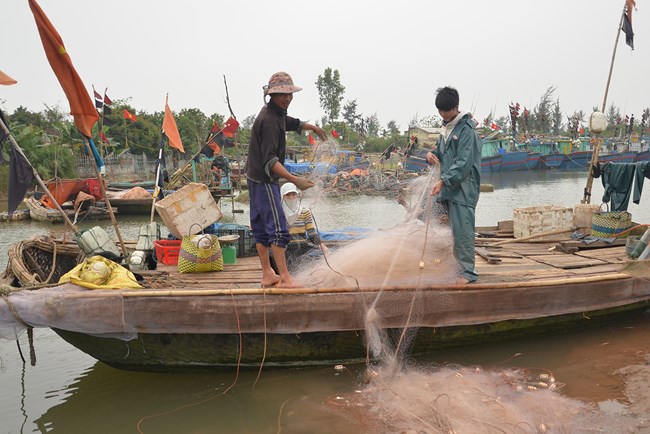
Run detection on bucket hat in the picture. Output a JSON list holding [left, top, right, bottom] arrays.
[[265, 72, 302, 95], [281, 182, 299, 197]]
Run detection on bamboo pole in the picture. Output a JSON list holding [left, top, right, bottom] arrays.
[[81, 136, 127, 256], [0, 115, 78, 233], [489, 227, 576, 246], [57, 272, 632, 299], [583, 5, 626, 204]]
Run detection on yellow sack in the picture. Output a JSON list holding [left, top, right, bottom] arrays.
[[59, 255, 143, 290], [178, 234, 223, 273]]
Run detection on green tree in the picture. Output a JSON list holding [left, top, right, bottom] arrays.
[[315, 68, 345, 122], [551, 99, 563, 136], [8, 106, 45, 128], [532, 86, 556, 134], [342, 99, 360, 129], [606, 103, 620, 126], [386, 120, 400, 137]]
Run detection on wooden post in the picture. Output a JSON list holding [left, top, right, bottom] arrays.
[[81, 136, 127, 256], [0, 116, 79, 233]]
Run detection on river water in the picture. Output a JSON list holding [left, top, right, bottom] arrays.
[[1, 171, 650, 433]]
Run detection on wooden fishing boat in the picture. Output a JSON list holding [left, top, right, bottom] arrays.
[[24, 196, 111, 223], [2, 228, 650, 372], [0, 209, 31, 222]]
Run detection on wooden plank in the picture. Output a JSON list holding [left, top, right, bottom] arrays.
[[528, 254, 607, 269], [556, 239, 627, 250], [475, 247, 502, 264], [483, 248, 523, 259]]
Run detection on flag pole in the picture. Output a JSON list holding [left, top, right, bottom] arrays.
[[166, 125, 229, 190], [582, 4, 627, 204], [123, 115, 129, 149], [81, 136, 128, 255], [0, 115, 78, 233], [150, 140, 164, 223]]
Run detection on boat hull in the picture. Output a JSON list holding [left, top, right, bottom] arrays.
[[53, 301, 650, 371], [559, 150, 592, 169]]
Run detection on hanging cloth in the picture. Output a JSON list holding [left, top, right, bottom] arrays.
[[600, 162, 636, 211]]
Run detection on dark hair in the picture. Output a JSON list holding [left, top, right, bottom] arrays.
[[435, 86, 459, 111]]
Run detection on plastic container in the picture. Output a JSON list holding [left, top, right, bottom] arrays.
[[222, 245, 237, 264], [129, 250, 147, 271], [218, 223, 257, 257], [630, 229, 650, 259], [626, 236, 641, 257], [77, 226, 121, 258], [154, 183, 222, 239], [135, 222, 161, 251], [154, 239, 182, 265]]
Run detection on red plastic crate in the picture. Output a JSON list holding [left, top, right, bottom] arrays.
[[154, 239, 182, 265]]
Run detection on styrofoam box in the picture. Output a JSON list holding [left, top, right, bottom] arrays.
[[155, 183, 222, 238], [513, 205, 573, 240]]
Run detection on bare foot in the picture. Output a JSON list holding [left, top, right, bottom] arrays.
[[454, 276, 469, 285], [261, 271, 280, 288], [275, 275, 303, 288]]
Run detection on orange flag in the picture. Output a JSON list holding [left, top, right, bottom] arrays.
[[28, 0, 98, 137], [309, 133, 315, 145], [162, 96, 185, 153], [0, 70, 17, 86]]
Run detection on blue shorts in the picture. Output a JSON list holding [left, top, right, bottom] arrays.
[[249, 181, 290, 248]]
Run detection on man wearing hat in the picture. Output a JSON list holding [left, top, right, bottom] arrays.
[[246, 71, 327, 288]]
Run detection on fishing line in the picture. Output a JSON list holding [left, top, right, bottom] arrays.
[[135, 290, 244, 434], [252, 288, 268, 389]]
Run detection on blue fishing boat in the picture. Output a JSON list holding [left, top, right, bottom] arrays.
[[480, 155, 502, 172], [404, 149, 430, 173], [600, 150, 637, 164], [636, 150, 650, 162], [558, 150, 592, 169], [285, 150, 369, 175]]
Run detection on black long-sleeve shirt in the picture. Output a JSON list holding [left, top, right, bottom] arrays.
[[245, 101, 302, 184]]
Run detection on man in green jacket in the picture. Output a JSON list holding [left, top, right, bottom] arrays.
[[427, 86, 481, 283]]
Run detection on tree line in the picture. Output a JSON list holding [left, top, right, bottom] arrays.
[[2, 70, 647, 192]]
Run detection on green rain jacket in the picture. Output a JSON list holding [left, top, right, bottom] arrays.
[[433, 114, 482, 208]]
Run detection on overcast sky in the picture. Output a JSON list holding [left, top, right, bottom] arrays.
[[1, 0, 647, 131]]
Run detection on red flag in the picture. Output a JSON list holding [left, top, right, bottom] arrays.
[[162, 97, 185, 153], [123, 109, 137, 122], [0, 71, 17, 86], [491, 122, 499, 131], [103, 93, 112, 106], [210, 121, 221, 133], [28, 0, 98, 137], [309, 133, 315, 145], [579, 127, 585, 135], [100, 131, 109, 144], [222, 116, 239, 137], [331, 129, 339, 139], [93, 88, 102, 101]]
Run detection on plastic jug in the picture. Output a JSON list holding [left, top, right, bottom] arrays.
[[77, 226, 121, 258], [222, 245, 237, 264]]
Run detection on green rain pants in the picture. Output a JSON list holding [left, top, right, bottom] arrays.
[[447, 201, 478, 282]]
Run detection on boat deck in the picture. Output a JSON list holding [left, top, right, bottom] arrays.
[[146, 238, 632, 290]]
